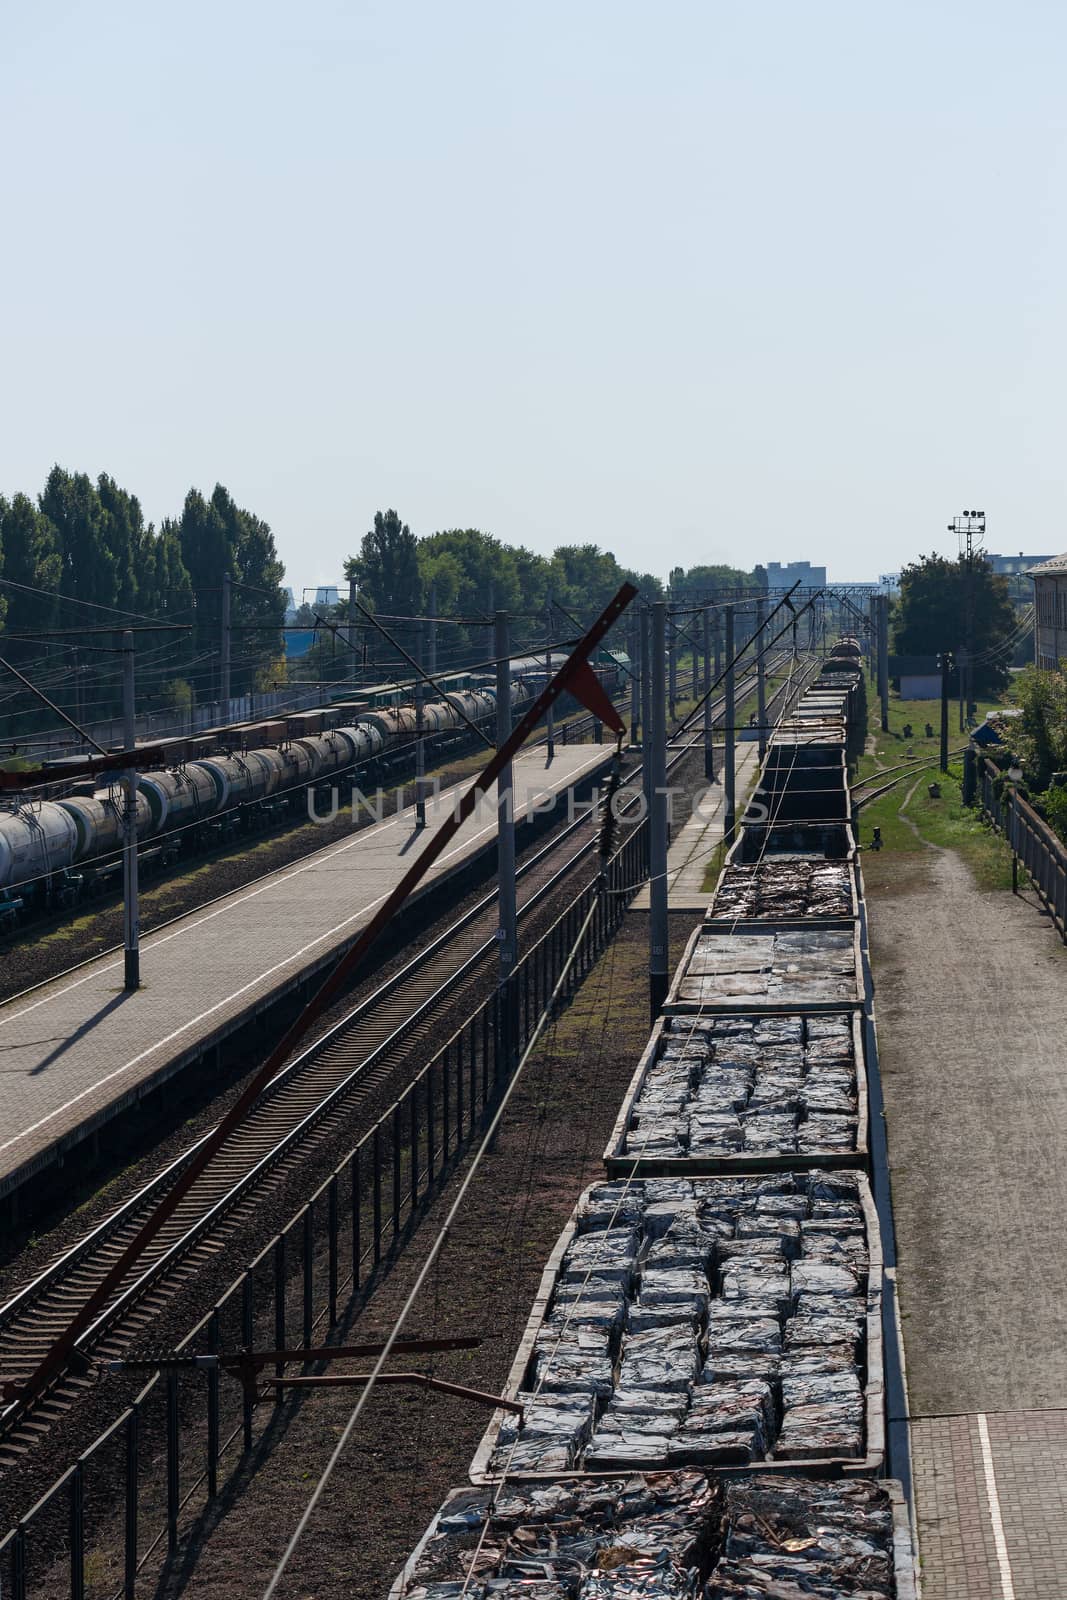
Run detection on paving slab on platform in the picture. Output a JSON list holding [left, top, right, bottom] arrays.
[[630, 744, 761, 911], [0, 745, 612, 1200], [912, 1409, 1067, 1600]]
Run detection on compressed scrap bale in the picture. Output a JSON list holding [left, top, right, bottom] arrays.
[[720, 1258, 792, 1317], [561, 1228, 639, 1286], [577, 1185, 647, 1234], [486, 1172, 869, 1474], [622, 1013, 859, 1165], [617, 1326, 700, 1392], [774, 1399, 864, 1459], [791, 1260, 864, 1301]]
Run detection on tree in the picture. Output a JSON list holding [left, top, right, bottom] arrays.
[[1006, 666, 1067, 791], [894, 552, 1016, 697], [175, 484, 286, 701], [669, 563, 761, 599], [0, 493, 61, 644], [347, 510, 423, 618]]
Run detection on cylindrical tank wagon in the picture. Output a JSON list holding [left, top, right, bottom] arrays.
[[0, 659, 555, 913]]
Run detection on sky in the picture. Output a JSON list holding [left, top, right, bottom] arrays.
[[3, 1, 1066, 589]]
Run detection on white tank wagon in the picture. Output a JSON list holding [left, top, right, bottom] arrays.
[[137, 765, 218, 832], [0, 803, 80, 891], [333, 723, 383, 764], [194, 753, 274, 810], [58, 789, 154, 859], [293, 731, 351, 779]]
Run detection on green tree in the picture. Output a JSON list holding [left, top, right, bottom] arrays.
[[347, 510, 423, 618], [0, 493, 61, 641], [1008, 666, 1067, 791], [175, 484, 286, 701], [895, 552, 1016, 696]]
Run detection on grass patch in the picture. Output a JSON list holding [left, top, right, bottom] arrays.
[[856, 675, 1014, 892]]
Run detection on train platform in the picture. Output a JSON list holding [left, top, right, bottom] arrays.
[[629, 743, 761, 911], [0, 744, 613, 1205]]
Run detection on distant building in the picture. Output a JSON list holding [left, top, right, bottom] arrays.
[[765, 560, 827, 591], [984, 551, 1055, 608], [1030, 554, 1067, 668], [987, 552, 1053, 577], [314, 586, 340, 610]]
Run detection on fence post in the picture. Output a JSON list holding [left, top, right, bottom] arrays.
[[302, 1205, 314, 1348], [426, 1066, 435, 1187], [207, 1311, 220, 1498], [392, 1105, 402, 1241], [442, 1045, 451, 1160], [70, 1461, 85, 1600], [469, 1018, 477, 1126], [351, 1148, 362, 1290], [274, 1235, 286, 1404], [166, 1374, 180, 1554], [241, 1279, 254, 1449], [409, 1088, 419, 1209], [328, 1176, 339, 1328], [456, 1034, 464, 1139], [124, 1407, 139, 1599], [373, 1127, 383, 1264]]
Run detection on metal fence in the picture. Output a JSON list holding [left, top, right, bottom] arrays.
[[978, 756, 1067, 941], [0, 816, 649, 1600]]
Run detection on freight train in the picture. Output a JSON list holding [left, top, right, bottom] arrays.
[[0, 654, 630, 923], [389, 641, 918, 1600]]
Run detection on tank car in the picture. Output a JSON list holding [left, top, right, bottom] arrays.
[[59, 789, 154, 859], [138, 765, 218, 832], [0, 803, 79, 891]]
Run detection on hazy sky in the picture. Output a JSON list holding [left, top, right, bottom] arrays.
[[3, 2, 1065, 589]]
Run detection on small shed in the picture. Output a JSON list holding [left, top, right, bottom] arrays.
[[889, 654, 941, 700]]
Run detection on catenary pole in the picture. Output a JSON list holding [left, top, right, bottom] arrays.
[[545, 598, 555, 759], [649, 600, 669, 1018], [756, 596, 768, 758], [724, 604, 736, 845], [495, 611, 517, 986], [121, 631, 140, 991], [878, 594, 890, 731], [220, 570, 231, 717], [630, 605, 641, 747], [415, 620, 427, 828], [702, 603, 714, 780], [641, 605, 652, 809]]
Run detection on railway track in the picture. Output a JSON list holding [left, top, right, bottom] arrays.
[[0, 654, 804, 1468], [850, 746, 968, 811]]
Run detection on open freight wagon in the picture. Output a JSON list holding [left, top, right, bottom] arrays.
[[469, 1173, 885, 1485], [603, 1009, 868, 1177], [391, 1470, 918, 1599]]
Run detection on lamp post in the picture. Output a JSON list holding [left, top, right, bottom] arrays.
[[947, 509, 986, 731]]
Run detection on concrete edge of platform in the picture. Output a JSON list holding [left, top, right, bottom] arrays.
[[0, 748, 616, 1210]]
